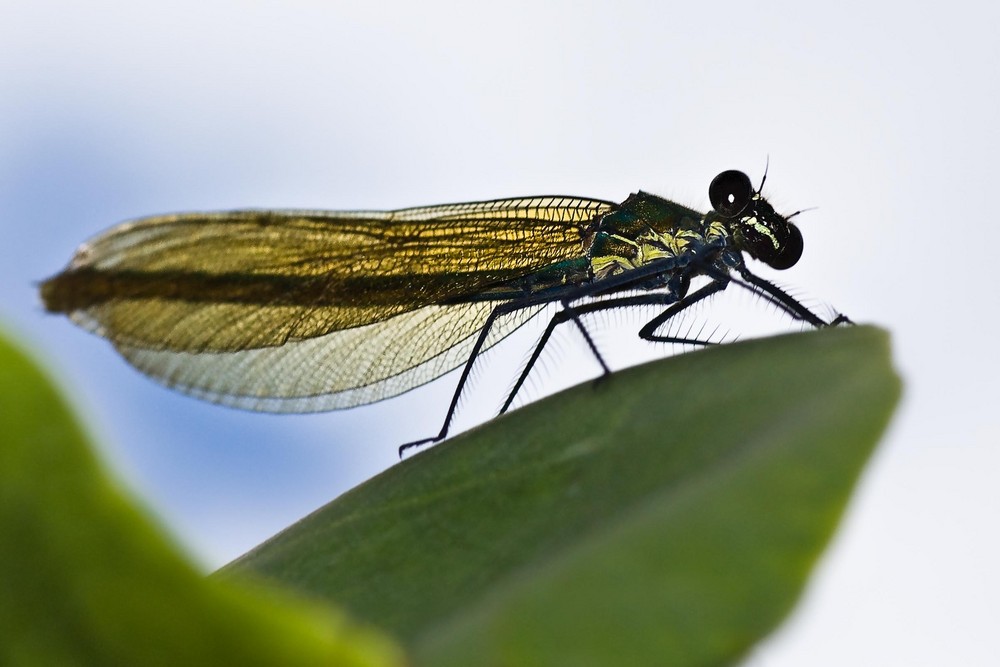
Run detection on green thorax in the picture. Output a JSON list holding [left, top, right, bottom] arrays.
[[586, 192, 728, 281]]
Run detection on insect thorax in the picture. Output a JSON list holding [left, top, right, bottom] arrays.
[[588, 192, 729, 282]]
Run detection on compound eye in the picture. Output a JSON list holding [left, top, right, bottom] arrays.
[[709, 170, 753, 217], [766, 222, 804, 270]]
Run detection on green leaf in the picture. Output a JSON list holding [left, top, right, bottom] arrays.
[[0, 329, 404, 667], [225, 325, 900, 667]]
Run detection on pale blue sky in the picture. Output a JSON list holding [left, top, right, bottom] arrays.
[[2, 2, 997, 665]]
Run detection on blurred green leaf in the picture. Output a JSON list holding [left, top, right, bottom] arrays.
[[0, 329, 403, 667], [226, 326, 900, 667]]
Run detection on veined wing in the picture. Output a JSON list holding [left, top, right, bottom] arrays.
[[42, 196, 614, 410], [118, 301, 546, 411], [41, 197, 612, 352]]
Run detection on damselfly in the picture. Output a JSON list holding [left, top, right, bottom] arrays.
[[40, 170, 849, 452]]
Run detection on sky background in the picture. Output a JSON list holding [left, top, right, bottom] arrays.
[[2, 1, 997, 665]]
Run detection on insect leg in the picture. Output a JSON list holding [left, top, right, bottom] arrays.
[[729, 265, 832, 327], [637, 279, 729, 343], [499, 305, 583, 416], [400, 282, 668, 454], [563, 300, 612, 376], [399, 299, 536, 455], [499, 289, 699, 415], [501, 276, 739, 415]]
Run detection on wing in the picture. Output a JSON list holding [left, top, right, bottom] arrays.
[[117, 302, 545, 411], [41, 196, 614, 410]]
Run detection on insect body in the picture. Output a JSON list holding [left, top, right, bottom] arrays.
[[40, 170, 848, 452]]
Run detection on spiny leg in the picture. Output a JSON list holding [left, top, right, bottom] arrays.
[[403, 265, 846, 454], [496, 262, 850, 431], [399, 300, 536, 456], [396, 260, 692, 454], [565, 300, 612, 375], [729, 265, 836, 327], [638, 280, 729, 343], [499, 280, 730, 415], [399, 283, 677, 455], [499, 301, 605, 416]]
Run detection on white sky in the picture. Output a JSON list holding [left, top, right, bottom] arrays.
[[1, 2, 997, 665]]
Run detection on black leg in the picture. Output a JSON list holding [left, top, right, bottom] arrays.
[[402, 255, 848, 455], [398, 272, 692, 455], [563, 299, 612, 375], [499, 280, 732, 415], [399, 300, 535, 456], [401, 260, 711, 455], [499, 303, 601, 416], [731, 265, 829, 327], [638, 280, 728, 342]]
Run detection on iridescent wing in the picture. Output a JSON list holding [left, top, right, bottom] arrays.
[[42, 197, 614, 409]]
